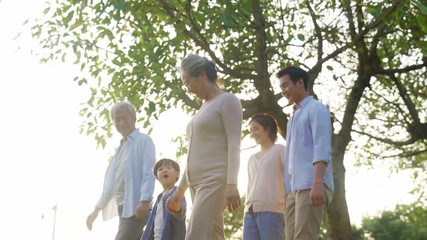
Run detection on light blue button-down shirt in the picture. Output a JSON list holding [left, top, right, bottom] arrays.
[[284, 96, 334, 194], [97, 128, 156, 219]]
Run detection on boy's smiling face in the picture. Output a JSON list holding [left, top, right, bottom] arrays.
[[156, 164, 180, 190]]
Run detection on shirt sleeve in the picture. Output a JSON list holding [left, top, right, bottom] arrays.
[[139, 136, 156, 202], [96, 160, 115, 209], [310, 104, 332, 165], [278, 144, 286, 168], [221, 93, 243, 185]]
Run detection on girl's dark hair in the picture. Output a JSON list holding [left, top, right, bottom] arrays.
[[250, 113, 278, 142], [153, 158, 180, 178], [180, 54, 218, 82]]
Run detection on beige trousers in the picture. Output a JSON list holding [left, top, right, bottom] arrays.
[[284, 185, 333, 240], [186, 180, 227, 240]]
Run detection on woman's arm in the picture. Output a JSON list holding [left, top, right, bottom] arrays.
[[221, 93, 243, 212]]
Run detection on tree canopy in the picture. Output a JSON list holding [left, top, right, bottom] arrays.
[[30, 0, 427, 238], [352, 202, 427, 240]]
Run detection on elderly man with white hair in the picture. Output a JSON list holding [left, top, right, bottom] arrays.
[[86, 101, 156, 240]]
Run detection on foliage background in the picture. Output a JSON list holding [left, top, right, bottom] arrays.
[[27, 0, 427, 238]]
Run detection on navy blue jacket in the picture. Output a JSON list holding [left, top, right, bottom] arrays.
[[141, 186, 186, 240]]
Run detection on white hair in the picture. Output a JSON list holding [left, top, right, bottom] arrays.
[[110, 101, 137, 120]]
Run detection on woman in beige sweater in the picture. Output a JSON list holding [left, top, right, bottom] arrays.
[[244, 113, 285, 240], [167, 54, 243, 240]]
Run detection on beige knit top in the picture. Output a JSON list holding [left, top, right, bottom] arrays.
[[183, 92, 243, 186], [245, 144, 286, 213]]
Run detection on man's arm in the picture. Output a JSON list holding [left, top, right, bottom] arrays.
[[310, 104, 332, 206], [86, 207, 101, 230], [311, 162, 326, 206], [136, 136, 156, 219], [135, 201, 150, 219], [139, 136, 156, 202]]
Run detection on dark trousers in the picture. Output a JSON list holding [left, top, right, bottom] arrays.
[[115, 205, 147, 240]]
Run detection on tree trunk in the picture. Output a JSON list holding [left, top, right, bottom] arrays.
[[327, 133, 352, 239], [325, 71, 372, 239]]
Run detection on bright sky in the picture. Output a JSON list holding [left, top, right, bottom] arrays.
[[0, 0, 418, 239]]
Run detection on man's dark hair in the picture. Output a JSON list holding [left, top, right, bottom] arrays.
[[276, 66, 309, 91]]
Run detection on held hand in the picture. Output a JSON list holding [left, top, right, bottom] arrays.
[[86, 208, 100, 231], [226, 184, 240, 212], [135, 201, 150, 220], [166, 188, 184, 213], [310, 182, 325, 207], [166, 196, 181, 213]]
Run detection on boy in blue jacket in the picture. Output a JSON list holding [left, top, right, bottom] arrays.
[[141, 158, 186, 240]]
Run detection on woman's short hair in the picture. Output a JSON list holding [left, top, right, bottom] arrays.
[[180, 54, 218, 82], [250, 113, 279, 142]]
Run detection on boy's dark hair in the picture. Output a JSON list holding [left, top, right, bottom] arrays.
[[250, 113, 279, 142], [276, 66, 309, 91], [153, 158, 180, 178]]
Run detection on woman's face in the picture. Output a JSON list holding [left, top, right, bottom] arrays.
[[250, 120, 271, 145], [181, 70, 207, 100]]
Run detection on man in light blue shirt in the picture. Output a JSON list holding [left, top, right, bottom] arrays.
[[86, 102, 156, 240], [277, 67, 334, 240]]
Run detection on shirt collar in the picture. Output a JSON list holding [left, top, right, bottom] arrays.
[[121, 128, 138, 143], [293, 96, 313, 112]]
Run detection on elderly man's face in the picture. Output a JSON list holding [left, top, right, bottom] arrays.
[[112, 106, 136, 138]]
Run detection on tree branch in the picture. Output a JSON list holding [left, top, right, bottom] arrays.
[[251, 0, 270, 95], [305, 0, 323, 96], [388, 73, 421, 123], [382, 148, 427, 159], [343, 0, 357, 38], [314, 0, 402, 69], [376, 62, 427, 74], [353, 128, 417, 146], [368, 85, 411, 126], [159, 1, 257, 80]]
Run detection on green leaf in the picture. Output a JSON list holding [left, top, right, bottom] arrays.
[[219, 12, 230, 26], [80, 62, 86, 71], [43, 6, 50, 15], [112, 2, 125, 11], [415, 1, 427, 15], [149, 101, 156, 112], [103, 28, 114, 41], [283, 35, 293, 45], [78, 78, 88, 86], [63, 10, 74, 27]]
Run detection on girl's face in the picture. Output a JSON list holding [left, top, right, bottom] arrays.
[[249, 121, 271, 145]]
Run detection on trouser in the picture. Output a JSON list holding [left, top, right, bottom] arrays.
[[186, 180, 227, 240], [115, 205, 147, 240], [243, 207, 285, 240], [284, 185, 333, 240]]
